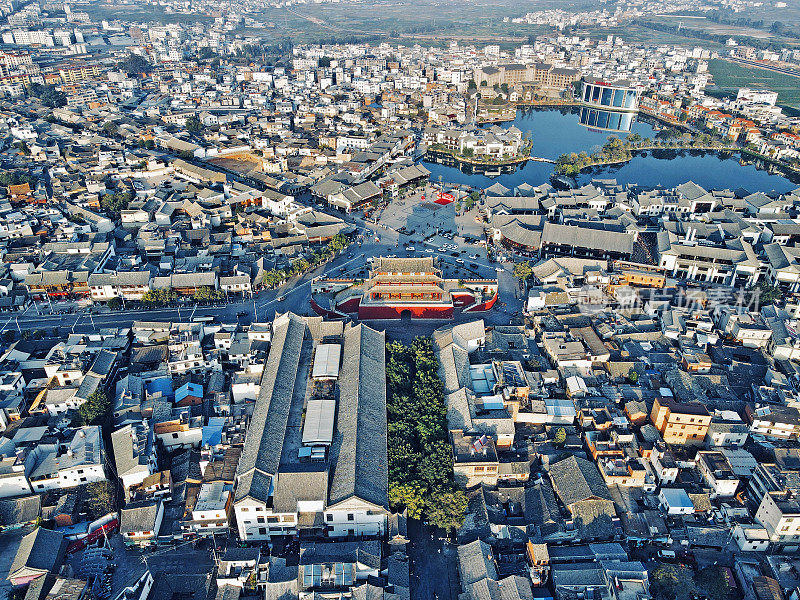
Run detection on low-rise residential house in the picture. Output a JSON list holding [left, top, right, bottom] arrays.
[[7, 528, 67, 587], [696, 451, 739, 499], [111, 423, 157, 499], [120, 500, 164, 547], [24, 426, 105, 492]]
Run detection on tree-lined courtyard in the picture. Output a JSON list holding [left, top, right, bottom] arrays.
[[386, 338, 467, 532]]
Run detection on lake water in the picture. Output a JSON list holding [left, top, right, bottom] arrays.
[[420, 107, 799, 194]]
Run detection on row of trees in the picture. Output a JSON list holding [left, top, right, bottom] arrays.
[[634, 19, 787, 51], [141, 288, 178, 306], [554, 130, 731, 175], [140, 286, 224, 306], [386, 338, 467, 532], [261, 233, 350, 288], [0, 170, 35, 188]]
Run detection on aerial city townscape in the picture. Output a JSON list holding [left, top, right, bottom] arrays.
[[6, 1, 800, 600]]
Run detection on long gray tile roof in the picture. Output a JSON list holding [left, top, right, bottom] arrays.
[[235, 312, 307, 502], [328, 324, 388, 509]]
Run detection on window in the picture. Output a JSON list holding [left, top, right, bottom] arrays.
[[172, 433, 179, 439], [257, 517, 265, 524], [347, 514, 354, 521], [258, 527, 267, 535], [326, 514, 333, 522], [240, 507, 249, 512], [80, 477, 87, 482]]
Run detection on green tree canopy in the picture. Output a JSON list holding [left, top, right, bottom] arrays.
[[29, 83, 66, 107], [119, 53, 152, 74], [426, 488, 468, 531], [73, 390, 110, 427], [186, 116, 203, 133], [513, 261, 533, 282]]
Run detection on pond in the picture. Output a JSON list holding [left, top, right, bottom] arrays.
[[419, 107, 799, 193]]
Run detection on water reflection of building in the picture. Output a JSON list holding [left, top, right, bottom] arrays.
[[581, 78, 639, 112], [579, 107, 635, 132]]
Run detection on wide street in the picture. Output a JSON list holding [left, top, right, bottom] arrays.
[[9, 188, 524, 342]]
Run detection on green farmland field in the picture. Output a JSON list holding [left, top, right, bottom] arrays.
[[708, 58, 800, 108]]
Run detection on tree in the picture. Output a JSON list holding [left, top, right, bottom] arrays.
[[262, 269, 285, 288], [28, 83, 66, 107], [107, 297, 123, 311], [193, 286, 223, 303], [389, 482, 426, 519], [0, 171, 35, 188], [426, 488, 467, 532], [185, 116, 203, 133], [73, 390, 110, 427], [694, 567, 731, 600], [198, 47, 217, 60], [513, 261, 533, 283], [628, 369, 639, 383], [142, 288, 176, 306], [100, 190, 133, 220], [651, 565, 680, 600], [468, 79, 477, 90], [318, 56, 332, 67], [102, 121, 118, 137], [756, 281, 781, 306], [86, 480, 115, 519], [119, 53, 152, 74], [553, 427, 567, 446]]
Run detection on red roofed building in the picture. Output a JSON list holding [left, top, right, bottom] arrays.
[[311, 257, 498, 320]]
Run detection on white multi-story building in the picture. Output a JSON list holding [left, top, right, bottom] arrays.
[[696, 451, 739, 499], [755, 491, 800, 546], [24, 426, 105, 492], [189, 481, 232, 535], [111, 423, 157, 499]]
